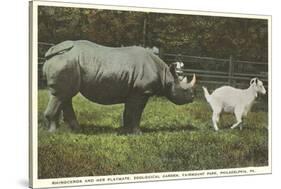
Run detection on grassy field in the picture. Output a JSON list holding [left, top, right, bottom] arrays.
[[37, 90, 268, 179]]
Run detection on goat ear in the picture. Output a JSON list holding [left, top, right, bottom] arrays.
[[169, 63, 178, 79]]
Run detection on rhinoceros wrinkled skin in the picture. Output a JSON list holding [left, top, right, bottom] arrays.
[[43, 40, 196, 134]]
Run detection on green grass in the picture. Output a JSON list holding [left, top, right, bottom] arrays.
[[38, 90, 268, 179]]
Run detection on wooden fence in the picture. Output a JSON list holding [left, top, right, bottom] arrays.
[[38, 42, 268, 90], [162, 53, 268, 89]]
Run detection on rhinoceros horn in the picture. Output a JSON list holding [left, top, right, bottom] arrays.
[[181, 74, 196, 88], [190, 74, 196, 87]]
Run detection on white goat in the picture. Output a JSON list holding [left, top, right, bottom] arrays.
[[202, 78, 266, 131]]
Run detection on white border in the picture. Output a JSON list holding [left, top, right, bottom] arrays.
[[29, 0, 272, 188], [32, 167, 270, 188]]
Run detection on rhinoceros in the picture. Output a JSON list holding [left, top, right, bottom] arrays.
[[43, 40, 196, 134]]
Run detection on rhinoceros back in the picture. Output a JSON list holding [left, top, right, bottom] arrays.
[[75, 41, 169, 104], [43, 40, 171, 104]]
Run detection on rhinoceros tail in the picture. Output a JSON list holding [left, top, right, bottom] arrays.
[[45, 40, 74, 59]]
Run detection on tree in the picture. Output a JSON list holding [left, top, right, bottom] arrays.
[[38, 6, 268, 62]]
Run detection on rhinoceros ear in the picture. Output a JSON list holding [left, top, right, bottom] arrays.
[[169, 63, 178, 79]]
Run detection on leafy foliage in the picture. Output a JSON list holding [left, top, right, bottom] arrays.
[[38, 6, 268, 61]]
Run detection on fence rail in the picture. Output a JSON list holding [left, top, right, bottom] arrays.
[[38, 42, 55, 46], [37, 42, 268, 89], [161, 53, 268, 89]]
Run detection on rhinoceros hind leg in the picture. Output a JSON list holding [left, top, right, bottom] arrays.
[[62, 100, 80, 131], [44, 95, 63, 132], [121, 96, 148, 135]]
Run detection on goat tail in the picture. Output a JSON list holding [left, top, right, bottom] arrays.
[[202, 86, 211, 102]]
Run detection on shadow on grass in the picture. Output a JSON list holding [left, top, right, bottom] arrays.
[[141, 124, 198, 133], [78, 124, 119, 135], [217, 123, 268, 133], [39, 122, 267, 136], [71, 123, 199, 135]]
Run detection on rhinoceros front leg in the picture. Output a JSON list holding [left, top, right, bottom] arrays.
[[44, 95, 62, 132], [62, 100, 80, 131], [121, 95, 148, 134]]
